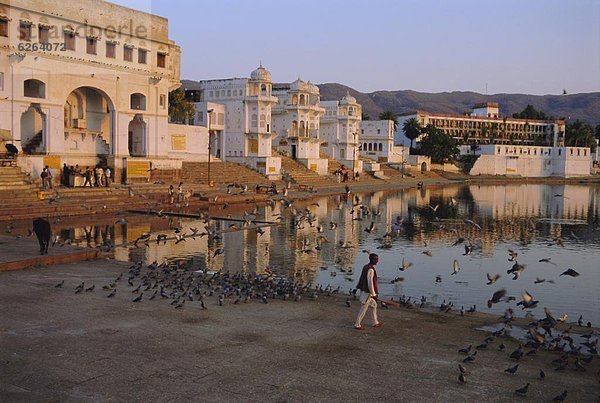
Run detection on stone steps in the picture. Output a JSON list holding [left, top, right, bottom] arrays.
[[181, 162, 268, 185]]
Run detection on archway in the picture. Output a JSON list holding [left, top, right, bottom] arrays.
[[64, 87, 115, 156], [20, 104, 46, 154], [421, 161, 428, 172], [128, 114, 146, 157]]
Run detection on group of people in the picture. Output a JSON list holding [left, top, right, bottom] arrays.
[[333, 166, 360, 183], [168, 182, 192, 206], [59, 164, 112, 188]]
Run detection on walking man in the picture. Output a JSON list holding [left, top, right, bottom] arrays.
[[45, 165, 53, 189], [354, 253, 382, 330]]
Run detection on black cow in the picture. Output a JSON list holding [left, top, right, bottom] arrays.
[[32, 218, 51, 255]]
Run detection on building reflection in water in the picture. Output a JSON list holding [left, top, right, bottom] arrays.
[[51, 183, 600, 322]]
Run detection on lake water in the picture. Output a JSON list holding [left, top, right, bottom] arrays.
[[58, 183, 600, 324]]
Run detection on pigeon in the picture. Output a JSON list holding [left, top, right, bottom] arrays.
[[539, 369, 545, 380], [551, 390, 567, 401], [132, 293, 143, 302], [451, 259, 460, 275], [399, 257, 413, 271], [515, 383, 530, 396], [458, 373, 467, 384], [462, 351, 477, 363], [54, 280, 64, 288], [486, 273, 500, 285], [458, 364, 469, 375], [504, 364, 519, 374], [487, 289, 506, 308], [213, 248, 224, 258], [510, 345, 524, 360], [107, 289, 117, 298], [559, 268, 579, 277]]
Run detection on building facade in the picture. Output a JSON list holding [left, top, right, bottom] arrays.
[[271, 79, 328, 175], [0, 0, 208, 182], [470, 144, 592, 177], [359, 120, 407, 164], [184, 66, 281, 179], [320, 92, 362, 171], [396, 103, 566, 152]]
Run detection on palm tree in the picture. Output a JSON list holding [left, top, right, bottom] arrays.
[[402, 117, 422, 150], [379, 111, 398, 133]]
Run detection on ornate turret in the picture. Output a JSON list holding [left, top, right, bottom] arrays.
[[250, 63, 272, 82]]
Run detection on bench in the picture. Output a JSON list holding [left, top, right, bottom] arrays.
[[297, 184, 314, 192]]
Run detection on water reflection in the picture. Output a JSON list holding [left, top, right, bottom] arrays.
[[60, 183, 600, 324]]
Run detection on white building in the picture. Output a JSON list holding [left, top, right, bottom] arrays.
[[0, 0, 208, 183], [320, 92, 362, 171], [396, 103, 566, 151], [359, 120, 407, 164], [271, 79, 328, 175], [184, 65, 281, 179], [470, 145, 592, 177]]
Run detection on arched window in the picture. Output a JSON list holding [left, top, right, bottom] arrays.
[[299, 94, 305, 105], [299, 121, 306, 136], [259, 114, 266, 128], [251, 114, 258, 128], [260, 84, 267, 96], [379, 143, 383, 152], [130, 93, 146, 110], [24, 79, 45, 98], [363, 142, 367, 151], [291, 120, 298, 136], [368, 143, 372, 151], [292, 95, 298, 105]]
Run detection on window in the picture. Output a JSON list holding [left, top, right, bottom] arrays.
[[138, 49, 147, 64], [227, 90, 231, 97], [209, 91, 213, 97], [379, 143, 383, 152], [24, 79, 45, 98], [0, 19, 7, 37], [64, 32, 76, 51], [20, 22, 32, 41], [159, 94, 166, 109], [124, 46, 133, 62], [251, 114, 258, 128], [558, 149, 561, 156], [377, 129, 381, 134], [39, 26, 50, 44], [157, 52, 166, 68], [106, 42, 116, 58], [0, 72, 4, 91], [130, 93, 146, 110], [86, 37, 97, 55]]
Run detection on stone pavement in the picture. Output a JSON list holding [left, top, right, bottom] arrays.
[[0, 235, 105, 272], [0, 259, 598, 402]]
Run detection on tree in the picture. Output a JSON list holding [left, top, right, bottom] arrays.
[[379, 111, 398, 132], [595, 124, 600, 141], [169, 87, 196, 124], [512, 104, 550, 120], [402, 117, 422, 150], [419, 125, 460, 163], [565, 120, 597, 152]]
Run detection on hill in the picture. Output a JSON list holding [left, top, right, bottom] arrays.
[[318, 83, 600, 125]]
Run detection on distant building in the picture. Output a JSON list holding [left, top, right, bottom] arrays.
[[359, 120, 407, 164], [320, 92, 362, 171], [470, 145, 591, 177], [396, 103, 566, 152], [0, 0, 206, 182], [183, 65, 281, 179], [271, 78, 328, 175]]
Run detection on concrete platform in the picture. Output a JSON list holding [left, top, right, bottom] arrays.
[[0, 259, 598, 402], [0, 235, 106, 272]]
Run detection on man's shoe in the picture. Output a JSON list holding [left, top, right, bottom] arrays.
[[354, 325, 363, 330], [373, 323, 383, 328]]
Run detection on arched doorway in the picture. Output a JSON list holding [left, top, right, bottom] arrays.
[[64, 87, 115, 156], [20, 104, 46, 154], [128, 114, 146, 157], [421, 161, 428, 172]]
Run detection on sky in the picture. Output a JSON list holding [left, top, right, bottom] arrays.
[[110, 0, 600, 95]]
